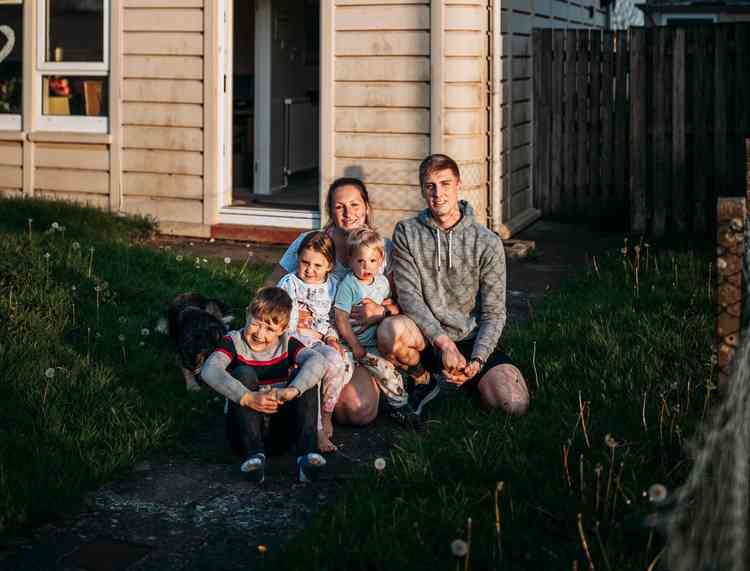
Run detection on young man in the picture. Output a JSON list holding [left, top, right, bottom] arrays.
[[200, 287, 328, 483], [380, 154, 530, 414]]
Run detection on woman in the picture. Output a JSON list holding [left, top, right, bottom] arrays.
[[265, 177, 394, 426]]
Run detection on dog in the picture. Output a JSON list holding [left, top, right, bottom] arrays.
[[165, 293, 234, 391]]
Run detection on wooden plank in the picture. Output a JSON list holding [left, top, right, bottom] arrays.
[[445, 84, 482, 108], [563, 30, 577, 217], [335, 108, 429, 134], [123, 196, 203, 224], [335, 57, 429, 82], [629, 28, 647, 234], [335, 83, 429, 108], [533, 31, 543, 213], [652, 28, 668, 237], [445, 136, 486, 161], [540, 31, 554, 214], [444, 58, 483, 83], [672, 28, 687, 233], [0, 165, 22, 188], [123, 172, 203, 199], [614, 31, 629, 222], [737, 25, 750, 200], [0, 142, 22, 166], [550, 31, 564, 215], [445, 5, 484, 30], [575, 29, 589, 217], [445, 110, 484, 135], [123, 79, 203, 104], [123, 102, 203, 127], [445, 31, 484, 57], [35, 145, 110, 171], [713, 25, 728, 202], [124, 55, 203, 80], [35, 169, 109, 193], [334, 158, 421, 186], [123, 149, 203, 176], [691, 27, 709, 234], [335, 133, 429, 160], [589, 30, 602, 216], [123, 126, 203, 151], [36, 191, 110, 209], [600, 31, 614, 215], [124, 9, 203, 32], [367, 184, 425, 211], [336, 6, 429, 31], [123, 32, 204, 56], [124, 0, 203, 7], [336, 31, 429, 56]]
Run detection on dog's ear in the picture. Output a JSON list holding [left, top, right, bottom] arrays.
[[210, 325, 224, 345]]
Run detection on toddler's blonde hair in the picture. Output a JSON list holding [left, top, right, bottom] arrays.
[[346, 227, 384, 260]]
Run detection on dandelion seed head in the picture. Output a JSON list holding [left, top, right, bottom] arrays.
[[72, 241, 80, 250], [45, 367, 55, 379], [95, 332, 102, 338], [450, 539, 468, 558], [209, 238, 215, 243], [189, 242, 194, 246], [176, 255, 184, 262], [604, 433, 618, 448], [648, 483, 668, 504], [89, 247, 95, 253], [118, 334, 125, 342], [51, 222, 60, 230], [141, 328, 150, 336], [118, 316, 127, 324], [620, 247, 627, 255], [374, 457, 386, 471], [224, 257, 231, 264], [203, 258, 208, 263], [139, 341, 145, 347], [634, 245, 641, 254], [71, 285, 76, 292], [44, 252, 51, 260], [28, 218, 33, 223], [595, 463, 603, 475]]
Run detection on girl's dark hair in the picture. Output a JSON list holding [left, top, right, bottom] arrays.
[[325, 177, 373, 229], [298, 230, 336, 269]]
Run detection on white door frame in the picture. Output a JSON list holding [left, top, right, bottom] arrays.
[[253, 0, 272, 196]]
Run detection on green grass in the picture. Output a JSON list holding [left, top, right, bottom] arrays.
[[275, 243, 716, 570], [0, 196, 270, 533]]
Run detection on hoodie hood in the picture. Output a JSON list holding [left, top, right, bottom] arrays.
[[416, 201, 475, 271]]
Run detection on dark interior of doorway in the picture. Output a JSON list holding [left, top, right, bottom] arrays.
[[231, 0, 320, 211]]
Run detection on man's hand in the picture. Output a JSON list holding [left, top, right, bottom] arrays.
[[325, 337, 346, 356], [382, 299, 400, 316], [443, 360, 481, 385], [434, 335, 466, 373], [352, 344, 367, 361], [350, 298, 386, 327], [240, 390, 279, 413], [276, 387, 300, 403]]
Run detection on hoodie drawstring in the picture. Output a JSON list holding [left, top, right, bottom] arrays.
[[448, 231, 453, 270], [435, 228, 441, 270]]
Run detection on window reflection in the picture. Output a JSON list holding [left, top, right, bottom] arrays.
[[0, 4, 23, 115], [46, 0, 104, 63]]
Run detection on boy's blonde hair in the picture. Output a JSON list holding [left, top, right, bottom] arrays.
[[247, 287, 292, 328], [346, 227, 385, 259]]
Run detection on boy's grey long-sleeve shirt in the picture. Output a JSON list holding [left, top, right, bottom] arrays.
[[391, 201, 507, 363]]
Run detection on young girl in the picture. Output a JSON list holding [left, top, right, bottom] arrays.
[[276, 231, 349, 453]]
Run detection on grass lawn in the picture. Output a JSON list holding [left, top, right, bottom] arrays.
[[0, 196, 269, 532], [0, 198, 716, 571], [275, 241, 716, 570]]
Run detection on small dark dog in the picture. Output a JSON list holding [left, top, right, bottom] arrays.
[[166, 293, 234, 391]]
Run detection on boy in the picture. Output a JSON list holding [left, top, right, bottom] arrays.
[[200, 287, 327, 483]]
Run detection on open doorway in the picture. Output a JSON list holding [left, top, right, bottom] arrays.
[[230, 0, 320, 211]]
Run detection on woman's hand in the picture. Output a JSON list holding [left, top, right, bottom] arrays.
[[240, 390, 279, 413], [276, 387, 300, 403], [351, 298, 386, 327], [325, 337, 346, 356], [298, 327, 323, 341]]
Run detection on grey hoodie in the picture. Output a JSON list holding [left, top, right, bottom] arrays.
[[392, 201, 507, 363]]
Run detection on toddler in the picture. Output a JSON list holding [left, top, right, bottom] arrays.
[[276, 231, 349, 453]]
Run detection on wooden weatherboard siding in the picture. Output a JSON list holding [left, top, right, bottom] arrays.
[[504, 0, 605, 226], [0, 141, 23, 198], [334, 2, 431, 237], [121, 0, 205, 226]]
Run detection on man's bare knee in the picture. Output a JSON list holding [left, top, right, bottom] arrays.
[[478, 364, 529, 416], [333, 368, 379, 426], [377, 315, 425, 367]]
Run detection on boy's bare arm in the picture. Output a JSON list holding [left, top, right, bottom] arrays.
[[335, 308, 366, 359]]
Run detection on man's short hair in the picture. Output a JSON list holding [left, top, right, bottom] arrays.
[[419, 154, 461, 189], [247, 287, 292, 328], [346, 227, 385, 259]]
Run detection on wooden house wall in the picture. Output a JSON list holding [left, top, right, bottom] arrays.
[[499, 0, 606, 222], [0, 141, 24, 199], [120, 0, 206, 235], [332, 1, 432, 237]]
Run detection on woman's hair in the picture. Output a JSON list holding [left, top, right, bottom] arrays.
[[346, 227, 384, 259], [298, 230, 336, 270], [418, 154, 461, 189], [247, 287, 292, 328], [324, 177, 373, 229]]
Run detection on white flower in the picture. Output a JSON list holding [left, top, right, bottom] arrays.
[[118, 316, 127, 324], [374, 457, 386, 471], [648, 483, 668, 504], [450, 539, 468, 558], [44, 367, 55, 379], [72, 241, 80, 250], [51, 222, 60, 230], [141, 328, 150, 337], [71, 286, 77, 292], [118, 334, 125, 342], [202, 258, 208, 264], [604, 433, 618, 448], [176, 255, 183, 262], [44, 252, 51, 260], [224, 257, 231, 265]]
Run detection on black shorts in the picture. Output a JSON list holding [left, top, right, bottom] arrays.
[[420, 337, 514, 391]]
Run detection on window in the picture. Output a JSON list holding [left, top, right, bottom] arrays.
[[37, 0, 109, 132], [0, 0, 23, 130]]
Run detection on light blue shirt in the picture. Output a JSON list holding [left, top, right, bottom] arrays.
[[334, 272, 390, 348], [279, 229, 394, 282]]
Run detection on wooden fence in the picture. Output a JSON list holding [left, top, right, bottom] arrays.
[[533, 24, 750, 237]]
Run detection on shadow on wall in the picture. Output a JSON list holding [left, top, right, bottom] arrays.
[[343, 165, 364, 180]]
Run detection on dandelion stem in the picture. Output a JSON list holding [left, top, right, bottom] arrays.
[[494, 482, 504, 562], [603, 447, 615, 519], [562, 442, 573, 490], [578, 392, 591, 448], [592, 255, 600, 278], [579, 454, 585, 500], [641, 391, 648, 432], [576, 513, 596, 571], [593, 521, 612, 571], [645, 548, 664, 571], [464, 517, 472, 571]]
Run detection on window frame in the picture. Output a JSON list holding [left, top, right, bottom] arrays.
[[35, 0, 109, 132], [0, 0, 24, 131]]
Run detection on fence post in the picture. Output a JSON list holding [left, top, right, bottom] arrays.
[[630, 28, 648, 235]]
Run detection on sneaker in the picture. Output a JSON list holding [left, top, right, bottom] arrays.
[[388, 403, 422, 429], [409, 376, 440, 416], [297, 452, 326, 483], [240, 452, 266, 483]]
